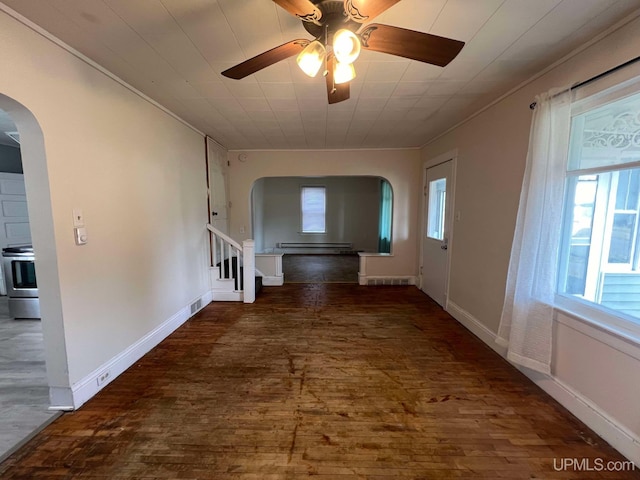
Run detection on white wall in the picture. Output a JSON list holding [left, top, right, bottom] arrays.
[[422, 14, 640, 463], [254, 176, 381, 253], [0, 9, 210, 407], [227, 149, 422, 278], [251, 177, 265, 252]]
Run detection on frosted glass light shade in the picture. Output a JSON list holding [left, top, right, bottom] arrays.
[[334, 62, 356, 84], [333, 29, 361, 64], [296, 40, 326, 77]]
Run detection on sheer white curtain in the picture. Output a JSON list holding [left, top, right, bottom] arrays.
[[497, 87, 572, 374]]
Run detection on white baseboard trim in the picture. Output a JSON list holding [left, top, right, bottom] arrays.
[[70, 290, 212, 409], [211, 291, 243, 301], [447, 301, 507, 357], [48, 387, 74, 411], [261, 275, 284, 286], [446, 300, 640, 466], [522, 368, 640, 466], [200, 290, 213, 309]]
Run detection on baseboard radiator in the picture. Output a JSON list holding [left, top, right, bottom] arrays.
[[367, 278, 410, 286], [277, 242, 354, 253]]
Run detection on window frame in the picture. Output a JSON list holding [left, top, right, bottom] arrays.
[[555, 82, 640, 341], [426, 178, 447, 241], [300, 185, 327, 234]]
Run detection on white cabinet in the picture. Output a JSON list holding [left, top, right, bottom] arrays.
[[0, 173, 31, 295]]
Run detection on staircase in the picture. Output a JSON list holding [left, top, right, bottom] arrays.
[[219, 257, 263, 293], [207, 224, 261, 303]]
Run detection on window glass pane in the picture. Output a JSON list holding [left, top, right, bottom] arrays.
[[427, 178, 446, 240], [615, 169, 640, 210], [608, 213, 636, 263], [562, 175, 597, 295], [301, 186, 326, 233], [567, 90, 640, 172], [559, 167, 640, 322]]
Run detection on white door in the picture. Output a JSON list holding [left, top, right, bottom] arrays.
[[208, 141, 228, 234], [421, 160, 454, 306]]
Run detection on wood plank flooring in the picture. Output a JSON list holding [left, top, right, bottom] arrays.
[[282, 255, 359, 283], [1, 284, 637, 479]]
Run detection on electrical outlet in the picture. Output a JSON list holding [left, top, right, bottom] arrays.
[[96, 370, 111, 387]]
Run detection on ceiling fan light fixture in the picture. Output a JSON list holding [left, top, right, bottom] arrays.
[[296, 40, 326, 77], [333, 29, 361, 64], [334, 62, 356, 84]]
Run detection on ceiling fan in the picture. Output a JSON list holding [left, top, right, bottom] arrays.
[[221, 0, 465, 104]]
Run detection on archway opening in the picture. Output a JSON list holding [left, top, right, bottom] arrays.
[[0, 95, 65, 461], [251, 176, 393, 283]]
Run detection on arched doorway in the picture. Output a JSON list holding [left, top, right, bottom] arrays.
[[251, 176, 393, 283], [0, 95, 67, 460]]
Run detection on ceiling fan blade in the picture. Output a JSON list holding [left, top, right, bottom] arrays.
[[359, 24, 464, 67], [221, 39, 310, 80], [326, 56, 350, 104], [344, 0, 401, 23], [272, 0, 322, 24]]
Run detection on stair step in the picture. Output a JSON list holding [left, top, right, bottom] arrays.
[[216, 258, 262, 297]]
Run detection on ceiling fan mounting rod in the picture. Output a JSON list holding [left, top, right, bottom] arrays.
[[302, 1, 358, 38]]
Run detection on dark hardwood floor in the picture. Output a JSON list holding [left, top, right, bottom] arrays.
[[1, 284, 637, 479], [282, 254, 359, 283]]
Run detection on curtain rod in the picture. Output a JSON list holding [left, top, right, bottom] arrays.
[[529, 54, 640, 110]]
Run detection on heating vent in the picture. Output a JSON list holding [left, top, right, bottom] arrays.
[[278, 242, 352, 249], [367, 278, 410, 286], [190, 299, 202, 315]]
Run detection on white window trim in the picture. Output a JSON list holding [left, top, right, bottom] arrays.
[[555, 74, 640, 345], [555, 293, 640, 348]]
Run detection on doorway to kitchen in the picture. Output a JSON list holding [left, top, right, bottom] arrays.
[[0, 99, 60, 462]]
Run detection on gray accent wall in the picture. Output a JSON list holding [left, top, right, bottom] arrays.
[[253, 176, 381, 253]]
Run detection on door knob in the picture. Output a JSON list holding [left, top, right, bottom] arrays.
[[441, 245, 448, 250], [212, 211, 218, 216]]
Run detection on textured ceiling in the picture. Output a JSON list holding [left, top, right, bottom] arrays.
[[1, 0, 640, 150]]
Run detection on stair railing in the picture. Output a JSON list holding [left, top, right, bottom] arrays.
[[206, 224, 255, 303]]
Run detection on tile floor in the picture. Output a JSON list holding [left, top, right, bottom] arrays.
[[0, 296, 59, 462]]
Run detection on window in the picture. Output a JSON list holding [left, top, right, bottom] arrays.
[[301, 186, 326, 233], [558, 87, 640, 327], [378, 179, 393, 253], [427, 178, 446, 240]]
